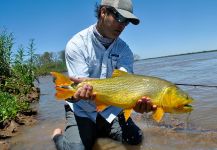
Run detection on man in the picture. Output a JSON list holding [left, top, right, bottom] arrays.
[[52, 0, 156, 150]]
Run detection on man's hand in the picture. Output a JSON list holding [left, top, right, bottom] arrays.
[[69, 77, 96, 101], [74, 84, 96, 100], [133, 97, 157, 113]]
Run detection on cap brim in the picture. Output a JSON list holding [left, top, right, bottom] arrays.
[[116, 9, 140, 25]]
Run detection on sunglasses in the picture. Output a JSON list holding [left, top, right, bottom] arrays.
[[106, 7, 130, 25]]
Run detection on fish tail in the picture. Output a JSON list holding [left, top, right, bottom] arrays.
[[50, 72, 74, 86], [50, 72, 76, 100]]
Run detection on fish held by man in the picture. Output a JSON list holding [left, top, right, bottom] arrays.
[[50, 70, 194, 122]]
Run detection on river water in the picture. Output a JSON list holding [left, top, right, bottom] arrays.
[[10, 51, 217, 150]]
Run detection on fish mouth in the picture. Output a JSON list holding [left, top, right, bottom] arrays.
[[183, 104, 192, 108], [176, 103, 193, 113], [183, 104, 193, 111]]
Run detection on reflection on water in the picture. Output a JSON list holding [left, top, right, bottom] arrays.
[[10, 51, 217, 150]]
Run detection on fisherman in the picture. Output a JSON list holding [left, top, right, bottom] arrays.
[[52, 0, 156, 149]]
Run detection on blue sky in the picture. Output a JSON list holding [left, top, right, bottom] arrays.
[[1, 0, 217, 59]]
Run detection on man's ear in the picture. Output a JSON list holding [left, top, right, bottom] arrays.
[[100, 7, 107, 18]]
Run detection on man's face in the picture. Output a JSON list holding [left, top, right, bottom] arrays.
[[99, 7, 129, 39]]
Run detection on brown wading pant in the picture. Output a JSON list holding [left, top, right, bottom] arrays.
[[53, 104, 143, 150]]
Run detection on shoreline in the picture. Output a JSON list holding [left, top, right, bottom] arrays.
[[135, 49, 217, 61], [0, 87, 40, 150]]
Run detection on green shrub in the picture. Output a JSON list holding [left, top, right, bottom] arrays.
[[0, 29, 35, 123], [0, 91, 29, 122]]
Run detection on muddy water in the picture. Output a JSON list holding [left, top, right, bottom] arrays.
[[10, 51, 217, 150]]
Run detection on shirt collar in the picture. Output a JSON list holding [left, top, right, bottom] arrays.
[[93, 25, 113, 49]]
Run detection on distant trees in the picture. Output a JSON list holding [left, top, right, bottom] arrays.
[[35, 50, 67, 75], [133, 54, 140, 61], [36, 52, 141, 74]]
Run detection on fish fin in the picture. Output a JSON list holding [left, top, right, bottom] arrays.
[[152, 107, 164, 122], [51, 72, 76, 100], [112, 69, 129, 78], [55, 87, 75, 100], [50, 72, 73, 86], [95, 101, 108, 112], [123, 108, 133, 121]]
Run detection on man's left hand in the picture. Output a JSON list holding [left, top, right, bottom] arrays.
[[133, 97, 157, 113]]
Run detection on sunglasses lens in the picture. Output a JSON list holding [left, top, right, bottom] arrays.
[[107, 7, 130, 25], [117, 15, 129, 25]]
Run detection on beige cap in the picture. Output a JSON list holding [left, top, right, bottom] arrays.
[[101, 0, 140, 25]]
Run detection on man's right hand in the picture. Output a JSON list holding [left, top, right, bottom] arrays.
[[69, 77, 96, 101]]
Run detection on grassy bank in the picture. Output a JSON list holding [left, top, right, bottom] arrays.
[[0, 28, 67, 127], [0, 29, 38, 125]]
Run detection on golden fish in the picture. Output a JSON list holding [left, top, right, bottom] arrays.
[[51, 70, 194, 122]]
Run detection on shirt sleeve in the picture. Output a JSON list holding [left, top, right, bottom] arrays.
[[65, 40, 89, 78]]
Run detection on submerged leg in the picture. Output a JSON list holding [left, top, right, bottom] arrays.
[[109, 112, 143, 145]]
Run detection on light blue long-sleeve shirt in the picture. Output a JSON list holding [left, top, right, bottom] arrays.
[[65, 24, 134, 123]]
